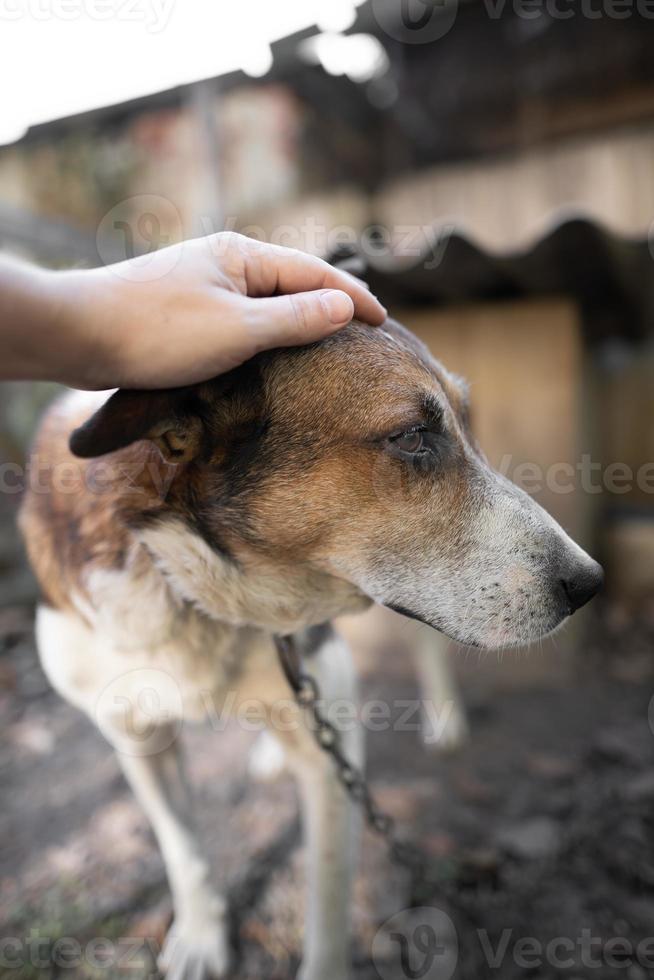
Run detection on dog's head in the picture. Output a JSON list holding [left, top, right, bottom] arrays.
[[70, 318, 602, 645]]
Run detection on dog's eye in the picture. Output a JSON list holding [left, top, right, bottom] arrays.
[[391, 429, 426, 454]]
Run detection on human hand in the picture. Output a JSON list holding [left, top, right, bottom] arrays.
[[1, 233, 386, 390]]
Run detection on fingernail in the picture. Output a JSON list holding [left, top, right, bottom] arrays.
[[321, 290, 354, 325]]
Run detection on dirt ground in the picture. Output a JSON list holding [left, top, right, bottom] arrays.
[[2, 493, 654, 980]]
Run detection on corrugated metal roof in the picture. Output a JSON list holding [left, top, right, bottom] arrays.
[[357, 217, 654, 344]]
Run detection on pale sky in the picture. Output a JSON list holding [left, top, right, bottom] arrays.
[[0, 0, 366, 145]]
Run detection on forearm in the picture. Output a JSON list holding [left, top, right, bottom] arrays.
[[0, 257, 101, 385]]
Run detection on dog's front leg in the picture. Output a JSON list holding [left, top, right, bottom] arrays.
[[107, 724, 230, 979], [270, 629, 362, 980], [414, 625, 469, 750]]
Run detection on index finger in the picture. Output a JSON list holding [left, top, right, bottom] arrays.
[[242, 242, 387, 326]]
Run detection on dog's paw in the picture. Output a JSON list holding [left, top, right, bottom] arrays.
[[248, 731, 287, 782], [421, 700, 470, 752], [158, 920, 230, 980]]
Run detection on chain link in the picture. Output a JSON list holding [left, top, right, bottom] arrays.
[[275, 634, 444, 887]]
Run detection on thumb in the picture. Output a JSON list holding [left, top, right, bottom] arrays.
[[245, 289, 355, 347]]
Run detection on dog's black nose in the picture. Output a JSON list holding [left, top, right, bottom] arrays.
[[560, 561, 604, 613]]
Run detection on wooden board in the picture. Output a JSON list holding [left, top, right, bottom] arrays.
[[399, 298, 584, 538]]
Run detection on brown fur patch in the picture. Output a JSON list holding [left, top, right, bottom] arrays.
[[19, 399, 177, 612]]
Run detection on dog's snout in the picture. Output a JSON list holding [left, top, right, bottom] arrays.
[[560, 560, 604, 613]]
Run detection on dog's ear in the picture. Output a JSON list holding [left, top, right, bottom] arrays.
[[69, 387, 206, 462]]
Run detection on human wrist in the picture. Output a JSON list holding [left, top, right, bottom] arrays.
[[0, 260, 67, 382], [41, 265, 128, 390]]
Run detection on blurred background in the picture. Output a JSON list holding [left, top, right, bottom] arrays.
[[1, 2, 654, 977]]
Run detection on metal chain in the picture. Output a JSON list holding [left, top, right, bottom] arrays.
[[275, 634, 445, 887]]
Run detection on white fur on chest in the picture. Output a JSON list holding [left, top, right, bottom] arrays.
[[38, 528, 281, 730], [37, 517, 365, 738]]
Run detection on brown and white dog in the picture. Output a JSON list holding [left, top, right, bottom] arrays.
[[19, 317, 603, 980]]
